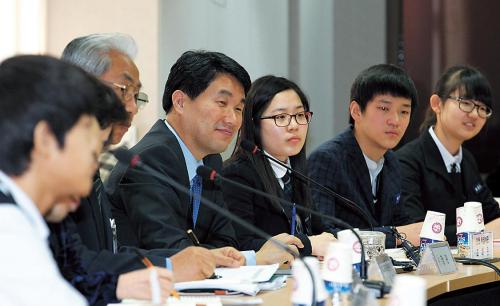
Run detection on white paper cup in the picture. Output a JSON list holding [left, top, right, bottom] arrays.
[[456, 206, 465, 233], [388, 275, 426, 306], [292, 257, 328, 305], [322, 242, 352, 283], [337, 228, 362, 264], [420, 210, 446, 241], [464, 202, 485, 232]]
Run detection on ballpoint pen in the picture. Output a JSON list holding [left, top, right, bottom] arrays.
[[132, 248, 180, 299]]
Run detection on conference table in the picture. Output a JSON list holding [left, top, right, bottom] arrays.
[[110, 251, 500, 305], [255, 251, 500, 305]]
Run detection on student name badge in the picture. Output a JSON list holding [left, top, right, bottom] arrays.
[[416, 241, 457, 275]]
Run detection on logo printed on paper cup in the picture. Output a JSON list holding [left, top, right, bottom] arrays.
[[476, 213, 483, 224], [457, 216, 463, 227], [327, 257, 340, 272], [432, 222, 442, 234], [353, 241, 362, 254]]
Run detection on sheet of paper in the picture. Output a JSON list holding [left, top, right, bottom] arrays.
[[215, 263, 279, 282], [110, 296, 222, 305]]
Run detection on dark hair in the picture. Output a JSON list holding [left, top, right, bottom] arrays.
[[94, 84, 128, 129], [349, 64, 418, 124], [0, 55, 102, 175], [228, 75, 312, 210], [420, 65, 493, 132], [162, 50, 251, 113]]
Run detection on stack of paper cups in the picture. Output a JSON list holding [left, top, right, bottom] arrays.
[[388, 275, 426, 306], [419, 210, 446, 254], [291, 257, 328, 306], [456, 202, 486, 258], [337, 228, 362, 274], [322, 242, 353, 295]]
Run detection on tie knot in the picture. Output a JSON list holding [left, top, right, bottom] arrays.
[[282, 171, 291, 185], [451, 163, 458, 173], [191, 174, 202, 187]]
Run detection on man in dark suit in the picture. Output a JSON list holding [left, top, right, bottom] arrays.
[[107, 50, 303, 265], [50, 33, 217, 290], [308, 64, 423, 247]]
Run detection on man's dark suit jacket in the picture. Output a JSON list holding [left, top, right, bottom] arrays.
[[60, 175, 174, 274], [396, 129, 500, 245], [49, 175, 175, 306], [106, 119, 238, 250], [222, 156, 313, 256], [70, 176, 114, 253], [308, 127, 411, 248]]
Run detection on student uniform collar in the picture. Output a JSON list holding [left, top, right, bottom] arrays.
[[428, 126, 463, 173], [265, 150, 291, 179]]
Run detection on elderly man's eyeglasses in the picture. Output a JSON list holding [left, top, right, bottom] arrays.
[[107, 82, 149, 110], [260, 111, 313, 127], [448, 96, 492, 119]]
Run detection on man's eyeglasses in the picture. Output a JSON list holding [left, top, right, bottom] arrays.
[[260, 111, 313, 127], [448, 96, 492, 119], [107, 82, 149, 110]]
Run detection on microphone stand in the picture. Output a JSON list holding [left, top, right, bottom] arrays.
[[240, 140, 374, 230], [197, 165, 369, 281], [111, 148, 319, 306]]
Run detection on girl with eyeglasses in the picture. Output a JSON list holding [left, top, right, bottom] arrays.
[[397, 66, 500, 245], [222, 75, 335, 257]]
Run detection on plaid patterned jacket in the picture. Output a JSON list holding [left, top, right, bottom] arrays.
[[308, 127, 411, 247]]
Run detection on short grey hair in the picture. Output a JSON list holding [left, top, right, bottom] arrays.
[[61, 33, 138, 77]]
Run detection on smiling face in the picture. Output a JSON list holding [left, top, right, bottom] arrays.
[[351, 94, 411, 160], [432, 90, 487, 148], [259, 89, 309, 162], [171, 73, 245, 159]]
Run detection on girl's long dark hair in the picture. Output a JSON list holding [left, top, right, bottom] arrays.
[[227, 75, 312, 211]]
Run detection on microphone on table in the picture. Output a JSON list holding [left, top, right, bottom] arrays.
[[196, 165, 370, 281], [239, 140, 374, 230], [110, 147, 320, 305]]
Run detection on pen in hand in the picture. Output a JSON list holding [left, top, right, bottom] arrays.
[[186, 229, 221, 280], [132, 248, 180, 300], [132, 248, 155, 267]]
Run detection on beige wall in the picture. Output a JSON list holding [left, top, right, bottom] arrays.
[[46, 0, 160, 140]]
